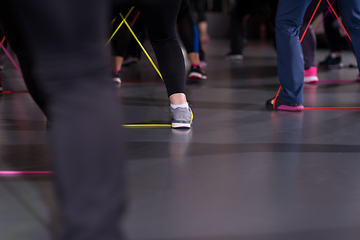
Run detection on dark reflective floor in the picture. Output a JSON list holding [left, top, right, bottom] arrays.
[[1, 40, 360, 240]]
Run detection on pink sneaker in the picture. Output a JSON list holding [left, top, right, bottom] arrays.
[[304, 66, 319, 83]]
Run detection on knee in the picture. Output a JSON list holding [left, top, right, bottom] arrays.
[[275, 18, 302, 37]]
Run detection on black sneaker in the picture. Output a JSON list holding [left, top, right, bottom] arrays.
[[266, 96, 304, 111], [318, 54, 343, 69], [112, 71, 121, 87], [188, 65, 207, 80]]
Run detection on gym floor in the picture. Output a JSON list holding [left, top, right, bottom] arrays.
[[1, 39, 360, 240]]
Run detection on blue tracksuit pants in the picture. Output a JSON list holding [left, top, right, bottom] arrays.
[[276, 0, 360, 103]]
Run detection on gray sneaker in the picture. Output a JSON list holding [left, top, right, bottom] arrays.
[[170, 106, 193, 129]]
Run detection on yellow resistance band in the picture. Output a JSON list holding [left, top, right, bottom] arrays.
[[106, 7, 134, 46], [119, 13, 163, 80], [122, 124, 171, 128]]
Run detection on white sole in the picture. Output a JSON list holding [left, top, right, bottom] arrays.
[[188, 72, 203, 79], [171, 122, 191, 129], [304, 76, 319, 83]]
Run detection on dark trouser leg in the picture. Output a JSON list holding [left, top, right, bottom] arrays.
[[340, 0, 360, 73], [276, 0, 312, 103], [0, 1, 125, 239]]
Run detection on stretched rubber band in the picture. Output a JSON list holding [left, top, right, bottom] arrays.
[[326, 0, 351, 41], [131, 11, 141, 26], [0, 171, 52, 176], [300, 0, 323, 42], [316, 80, 357, 84], [304, 107, 360, 110], [273, 85, 282, 109], [1, 90, 29, 94], [314, 0, 335, 33], [120, 13, 163, 80], [106, 7, 134, 46], [123, 124, 171, 128], [0, 40, 22, 74]]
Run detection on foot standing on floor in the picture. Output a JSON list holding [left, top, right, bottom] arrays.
[[300, 0, 328, 84], [267, 0, 360, 111], [112, 0, 194, 129]]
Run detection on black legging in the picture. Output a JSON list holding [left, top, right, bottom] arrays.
[[178, 0, 200, 54], [111, 7, 140, 58], [112, 0, 199, 63], [113, 0, 185, 97]]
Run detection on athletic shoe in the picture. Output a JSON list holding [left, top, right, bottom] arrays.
[[318, 54, 343, 69], [304, 66, 319, 83], [170, 106, 193, 129], [112, 71, 121, 87], [122, 56, 139, 66], [188, 65, 207, 79], [266, 96, 304, 111], [225, 52, 243, 61]]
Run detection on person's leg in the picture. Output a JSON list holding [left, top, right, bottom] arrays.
[[111, 7, 138, 73], [227, 0, 248, 58], [139, 0, 193, 128], [192, 0, 209, 43], [301, 0, 328, 70], [139, 0, 186, 98], [177, 0, 206, 80], [301, 0, 328, 83], [0, 29, 7, 71], [339, 0, 360, 74], [0, 3, 47, 115], [177, 0, 200, 61], [319, 1, 343, 68], [124, 15, 147, 64], [275, 0, 312, 104], [0, 1, 125, 240]]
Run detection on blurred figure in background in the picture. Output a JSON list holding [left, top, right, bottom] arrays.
[[226, 0, 278, 61], [192, 0, 210, 44], [318, 0, 344, 69]]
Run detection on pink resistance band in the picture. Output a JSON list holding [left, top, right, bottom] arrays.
[[0, 38, 22, 74]]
